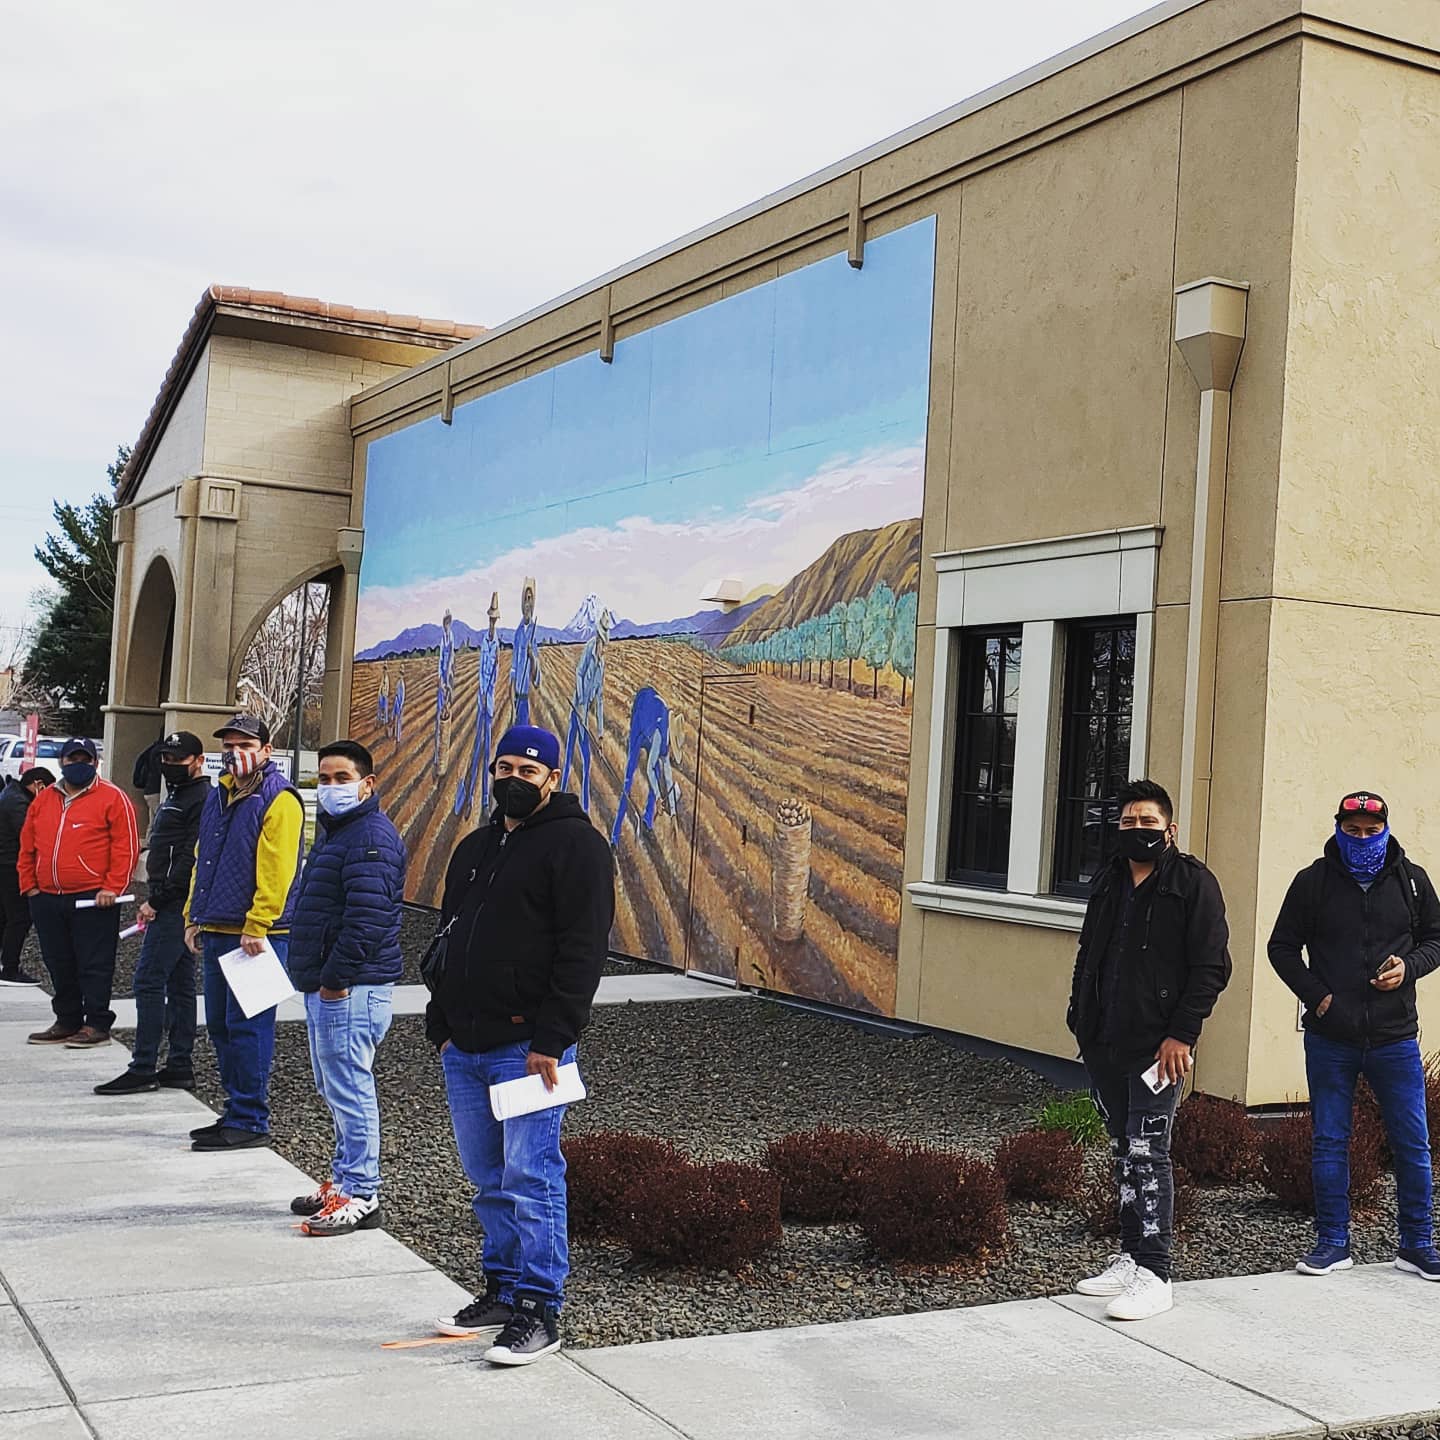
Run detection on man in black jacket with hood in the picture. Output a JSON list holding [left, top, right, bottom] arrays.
[[0, 767, 53, 985], [1269, 790, 1440, 1283], [1066, 778, 1231, 1321], [428, 724, 613, 1367]]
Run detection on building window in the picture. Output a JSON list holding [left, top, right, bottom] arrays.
[[946, 628, 1022, 888], [1052, 617, 1137, 897]]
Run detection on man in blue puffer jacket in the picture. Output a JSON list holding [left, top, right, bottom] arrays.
[[286, 739, 406, 1236]]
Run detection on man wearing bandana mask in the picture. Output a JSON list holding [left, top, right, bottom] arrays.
[[1066, 778, 1232, 1321], [427, 725, 614, 1366], [1269, 791, 1440, 1283], [182, 714, 305, 1151]]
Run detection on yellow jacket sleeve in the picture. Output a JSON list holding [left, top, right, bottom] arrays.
[[243, 790, 304, 936]]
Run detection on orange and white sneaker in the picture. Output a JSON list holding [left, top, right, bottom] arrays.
[[301, 1192, 382, 1237], [290, 1179, 339, 1217]]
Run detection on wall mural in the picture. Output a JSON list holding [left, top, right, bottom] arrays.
[[351, 216, 935, 1015]]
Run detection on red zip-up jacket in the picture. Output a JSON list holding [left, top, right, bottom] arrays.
[[18, 779, 140, 898]]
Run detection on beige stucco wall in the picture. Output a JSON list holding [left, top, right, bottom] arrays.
[[130, 345, 209, 506]]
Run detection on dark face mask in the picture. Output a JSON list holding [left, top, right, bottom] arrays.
[[160, 762, 193, 787], [1116, 826, 1168, 864], [493, 775, 545, 820], [62, 762, 96, 789]]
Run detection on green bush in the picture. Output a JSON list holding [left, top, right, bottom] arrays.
[[1036, 1092, 1106, 1147]]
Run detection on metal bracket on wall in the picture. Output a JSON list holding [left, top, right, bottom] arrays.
[[599, 286, 615, 363], [440, 359, 455, 425], [847, 171, 865, 270]]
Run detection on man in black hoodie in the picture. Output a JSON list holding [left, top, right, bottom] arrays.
[[95, 732, 212, 1094], [1066, 778, 1231, 1321], [0, 767, 54, 985], [427, 724, 613, 1367], [1269, 790, 1440, 1283]]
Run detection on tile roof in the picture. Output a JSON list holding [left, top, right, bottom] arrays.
[[118, 284, 483, 500]]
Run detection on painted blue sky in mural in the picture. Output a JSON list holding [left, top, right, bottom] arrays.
[[356, 216, 935, 652]]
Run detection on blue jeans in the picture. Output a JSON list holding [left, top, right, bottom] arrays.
[[129, 907, 197, 1075], [1305, 1030, 1433, 1250], [201, 933, 286, 1135], [442, 1040, 576, 1309], [304, 986, 393, 1196]]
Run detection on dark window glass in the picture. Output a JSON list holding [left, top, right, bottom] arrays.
[[947, 629, 1022, 888], [1053, 617, 1138, 897]]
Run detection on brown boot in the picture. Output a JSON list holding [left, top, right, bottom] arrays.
[[63, 1026, 112, 1049], [28, 1022, 82, 1045]]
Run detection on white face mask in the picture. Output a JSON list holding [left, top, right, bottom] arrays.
[[317, 781, 365, 817]]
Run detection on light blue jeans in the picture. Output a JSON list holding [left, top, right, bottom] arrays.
[[304, 985, 394, 1197]]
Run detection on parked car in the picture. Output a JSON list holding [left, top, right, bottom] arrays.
[[0, 736, 76, 783]]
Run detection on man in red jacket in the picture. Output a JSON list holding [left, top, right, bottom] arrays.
[[19, 737, 140, 1047]]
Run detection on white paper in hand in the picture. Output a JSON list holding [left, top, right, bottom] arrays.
[[1141, 1059, 1173, 1094], [217, 942, 295, 1019], [489, 1062, 587, 1122]]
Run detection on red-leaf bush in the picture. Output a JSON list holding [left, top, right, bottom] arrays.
[[858, 1145, 1008, 1264], [617, 1160, 782, 1270], [563, 1131, 688, 1240], [993, 1128, 1084, 1202], [1257, 1107, 1384, 1214], [1427, 1053, 1440, 1155], [763, 1126, 899, 1222], [1171, 1094, 1260, 1185]]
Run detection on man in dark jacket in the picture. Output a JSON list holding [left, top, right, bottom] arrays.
[[95, 732, 211, 1094], [1066, 778, 1231, 1321], [286, 739, 405, 1236], [1268, 790, 1440, 1282], [429, 724, 613, 1367], [0, 767, 53, 985]]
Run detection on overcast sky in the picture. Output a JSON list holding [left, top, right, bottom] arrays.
[[0, 0, 1157, 630]]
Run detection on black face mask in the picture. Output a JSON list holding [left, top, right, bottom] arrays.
[[1116, 826, 1169, 864], [160, 762, 193, 787], [493, 775, 545, 820]]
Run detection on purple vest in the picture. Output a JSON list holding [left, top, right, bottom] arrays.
[[189, 764, 304, 930]]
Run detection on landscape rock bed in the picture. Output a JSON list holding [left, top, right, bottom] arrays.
[[143, 996, 1414, 1349]]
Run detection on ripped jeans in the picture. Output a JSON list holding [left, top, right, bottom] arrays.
[[1085, 1049, 1181, 1282]]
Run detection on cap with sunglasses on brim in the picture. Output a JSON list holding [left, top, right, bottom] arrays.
[[214, 714, 271, 745], [1336, 791, 1388, 824]]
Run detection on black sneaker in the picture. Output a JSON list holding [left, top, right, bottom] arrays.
[[483, 1296, 561, 1366], [191, 1126, 269, 1152], [435, 1287, 513, 1338], [157, 1068, 197, 1091], [94, 1070, 159, 1095], [0, 969, 41, 986], [189, 1118, 224, 1140]]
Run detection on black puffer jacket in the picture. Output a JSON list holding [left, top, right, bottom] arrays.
[[145, 775, 211, 911], [426, 793, 614, 1059], [1067, 846, 1232, 1057], [0, 779, 34, 871], [1268, 837, 1440, 1046]]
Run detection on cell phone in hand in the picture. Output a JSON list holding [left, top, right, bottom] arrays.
[[1141, 1059, 1173, 1094]]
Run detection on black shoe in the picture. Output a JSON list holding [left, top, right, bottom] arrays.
[[483, 1296, 562, 1366], [157, 1068, 196, 1090], [435, 1287, 513, 1337], [94, 1070, 159, 1095], [0, 969, 41, 986], [191, 1126, 269, 1152], [189, 1118, 224, 1140]]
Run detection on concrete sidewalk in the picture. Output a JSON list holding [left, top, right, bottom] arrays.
[[4, 984, 1436, 1439]]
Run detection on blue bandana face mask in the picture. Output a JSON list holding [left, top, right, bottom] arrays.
[[1335, 823, 1390, 879]]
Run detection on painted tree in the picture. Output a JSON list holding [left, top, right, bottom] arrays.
[[827, 603, 848, 688], [845, 596, 867, 693], [891, 590, 918, 706], [862, 582, 896, 699]]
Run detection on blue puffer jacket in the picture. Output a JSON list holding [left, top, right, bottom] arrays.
[[286, 795, 407, 992]]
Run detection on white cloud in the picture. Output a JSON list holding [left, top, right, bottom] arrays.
[[354, 444, 923, 651]]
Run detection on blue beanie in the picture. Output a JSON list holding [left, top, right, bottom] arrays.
[[492, 725, 560, 773]]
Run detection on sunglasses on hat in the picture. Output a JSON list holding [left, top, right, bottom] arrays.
[[1340, 795, 1385, 814]]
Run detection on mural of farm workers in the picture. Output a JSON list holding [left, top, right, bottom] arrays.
[[610, 686, 682, 848], [434, 609, 456, 775], [456, 592, 502, 820], [511, 577, 542, 727], [562, 607, 609, 812], [378, 660, 391, 732], [392, 663, 407, 746]]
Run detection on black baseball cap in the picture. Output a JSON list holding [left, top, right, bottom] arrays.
[[214, 714, 271, 745], [1336, 791, 1388, 824], [62, 737, 98, 761], [160, 730, 204, 759]]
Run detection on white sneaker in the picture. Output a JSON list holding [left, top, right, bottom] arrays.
[[1105, 1266, 1173, 1321], [1076, 1253, 1137, 1297]]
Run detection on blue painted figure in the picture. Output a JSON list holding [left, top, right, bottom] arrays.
[[562, 608, 609, 812], [457, 592, 502, 819], [434, 609, 456, 775], [377, 660, 391, 732], [392, 664, 406, 747], [511, 577, 542, 727], [610, 687, 682, 848]]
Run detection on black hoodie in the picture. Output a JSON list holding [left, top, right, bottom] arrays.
[[426, 792, 615, 1058], [0, 778, 35, 871], [1268, 836, 1440, 1046]]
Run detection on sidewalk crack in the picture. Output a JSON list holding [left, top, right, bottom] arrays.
[[0, 1264, 101, 1440], [563, 1352, 698, 1439]]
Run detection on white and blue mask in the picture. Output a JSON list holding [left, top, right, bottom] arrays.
[[317, 782, 365, 818]]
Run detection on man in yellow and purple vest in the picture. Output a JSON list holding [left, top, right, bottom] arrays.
[[184, 714, 304, 1152]]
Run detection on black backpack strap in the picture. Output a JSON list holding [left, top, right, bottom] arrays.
[[1396, 855, 1422, 943]]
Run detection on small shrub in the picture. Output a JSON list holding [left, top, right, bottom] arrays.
[[1171, 1094, 1260, 1185], [1257, 1107, 1384, 1215], [1037, 1092, 1106, 1147], [1171, 1165, 1198, 1234], [858, 1145, 1008, 1264], [618, 1160, 782, 1270], [763, 1127, 899, 1223], [1424, 1053, 1440, 1156], [994, 1128, 1084, 1202], [563, 1131, 687, 1240], [1353, 1077, 1392, 1170]]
